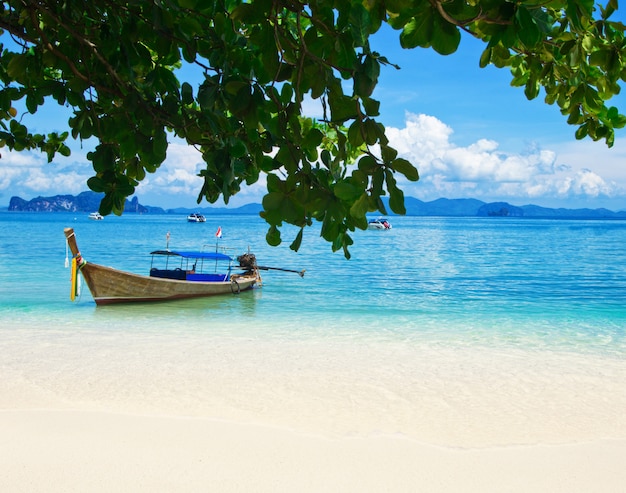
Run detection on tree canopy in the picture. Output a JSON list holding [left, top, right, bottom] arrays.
[[1, 0, 625, 256]]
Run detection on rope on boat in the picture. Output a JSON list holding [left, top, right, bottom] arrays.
[[230, 279, 240, 294], [65, 232, 87, 270], [75, 252, 87, 269]]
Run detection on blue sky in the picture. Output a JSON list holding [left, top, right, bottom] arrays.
[[2, 12, 626, 211]]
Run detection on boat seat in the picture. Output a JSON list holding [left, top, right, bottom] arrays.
[[149, 268, 187, 280], [186, 273, 228, 282]]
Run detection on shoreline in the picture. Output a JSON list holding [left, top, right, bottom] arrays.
[[1, 409, 625, 493], [2, 329, 626, 447]]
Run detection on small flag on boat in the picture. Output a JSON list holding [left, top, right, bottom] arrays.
[[216, 226, 222, 238]]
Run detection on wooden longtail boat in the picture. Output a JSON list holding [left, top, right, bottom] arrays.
[[64, 228, 261, 305]]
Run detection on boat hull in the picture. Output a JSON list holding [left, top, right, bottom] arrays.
[[80, 262, 257, 305]]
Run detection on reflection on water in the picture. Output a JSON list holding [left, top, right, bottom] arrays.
[[92, 287, 260, 321]]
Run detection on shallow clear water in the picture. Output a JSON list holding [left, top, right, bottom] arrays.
[[1, 212, 625, 446], [3, 212, 624, 351]]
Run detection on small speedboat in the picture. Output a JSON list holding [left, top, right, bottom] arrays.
[[368, 218, 392, 230], [187, 213, 206, 222], [88, 212, 104, 220]]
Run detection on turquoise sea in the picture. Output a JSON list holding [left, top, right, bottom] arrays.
[[1, 212, 626, 447]]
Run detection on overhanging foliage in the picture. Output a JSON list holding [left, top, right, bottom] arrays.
[[1, 0, 624, 256]]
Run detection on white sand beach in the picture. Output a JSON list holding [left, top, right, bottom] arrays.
[[1, 409, 625, 493], [1, 325, 626, 492]]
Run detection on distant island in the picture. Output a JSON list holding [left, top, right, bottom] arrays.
[[5, 191, 626, 219], [5, 191, 262, 215], [402, 197, 626, 219], [7, 191, 162, 214]]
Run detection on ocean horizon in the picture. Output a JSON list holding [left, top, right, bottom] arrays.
[[1, 211, 625, 449]]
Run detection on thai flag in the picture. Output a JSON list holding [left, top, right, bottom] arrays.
[[215, 226, 222, 238]]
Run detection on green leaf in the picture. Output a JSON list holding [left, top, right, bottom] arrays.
[[431, 14, 460, 55], [354, 56, 380, 98], [334, 180, 363, 201], [333, 35, 358, 71], [303, 128, 323, 149], [87, 176, 107, 193], [362, 97, 380, 117], [385, 170, 405, 214], [263, 191, 285, 210], [181, 82, 194, 104], [391, 158, 419, 181], [362, 119, 379, 145], [479, 48, 492, 68], [275, 146, 297, 170], [179, 0, 199, 10], [9, 119, 27, 139], [348, 121, 365, 147], [349, 192, 370, 220], [524, 74, 540, 100], [152, 129, 168, 161], [197, 81, 217, 110], [266, 225, 282, 246], [380, 144, 397, 163], [289, 228, 304, 252], [575, 123, 589, 140], [357, 155, 378, 174], [26, 92, 44, 114], [349, 4, 370, 47], [58, 144, 71, 157], [6, 55, 27, 79], [328, 93, 359, 122], [400, 6, 434, 48], [515, 6, 542, 47]]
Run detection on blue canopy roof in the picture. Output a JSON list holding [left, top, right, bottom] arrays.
[[150, 250, 232, 261]]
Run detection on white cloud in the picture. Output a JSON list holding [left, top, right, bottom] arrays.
[[136, 143, 204, 196], [0, 149, 91, 201], [386, 112, 625, 207]]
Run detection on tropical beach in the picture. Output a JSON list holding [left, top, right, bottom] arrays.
[[1, 338, 625, 492], [3, 1, 626, 489], [1, 213, 626, 491]]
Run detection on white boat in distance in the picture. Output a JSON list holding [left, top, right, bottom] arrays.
[[187, 213, 206, 222], [88, 212, 104, 220], [368, 218, 392, 230]]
